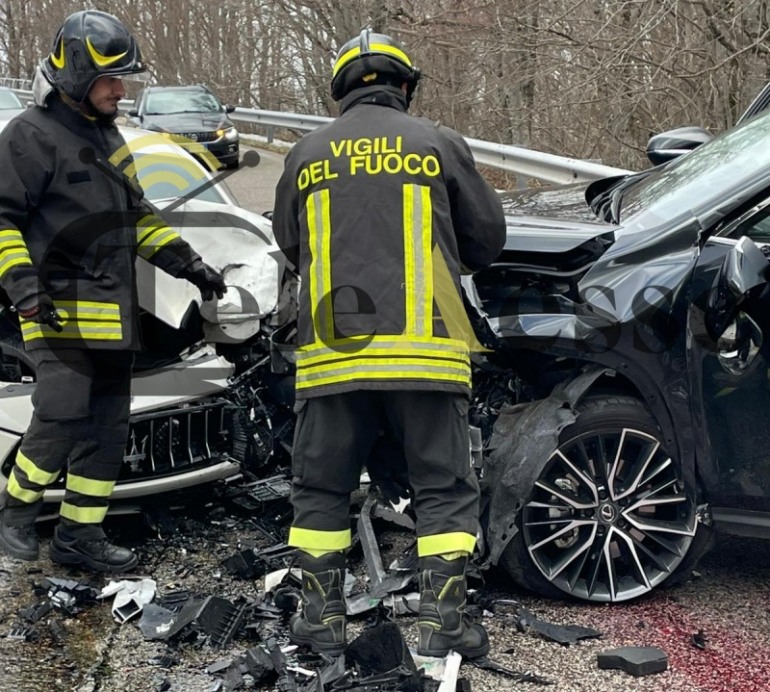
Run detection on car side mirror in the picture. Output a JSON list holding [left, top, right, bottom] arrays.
[[708, 236, 770, 339], [225, 104, 236, 114], [646, 126, 713, 166], [717, 311, 763, 376], [127, 109, 140, 118]]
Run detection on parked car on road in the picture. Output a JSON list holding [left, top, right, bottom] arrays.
[[126, 84, 240, 169], [0, 86, 25, 120]]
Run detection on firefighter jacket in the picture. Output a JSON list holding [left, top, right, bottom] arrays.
[[273, 86, 506, 399], [0, 93, 202, 350]]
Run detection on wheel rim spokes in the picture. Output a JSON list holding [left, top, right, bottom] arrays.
[[523, 426, 696, 602]]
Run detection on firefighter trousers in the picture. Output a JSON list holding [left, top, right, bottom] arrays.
[[4, 349, 132, 538], [288, 390, 480, 557]]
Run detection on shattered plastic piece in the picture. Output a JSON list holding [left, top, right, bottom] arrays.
[[346, 622, 416, 676], [346, 592, 382, 616], [223, 664, 244, 691], [516, 606, 602, 645], [7, 625, 35, 641], [48, 619, 67, 645], [372, 501, 416, 530], [223, 549, 266, 580], [265, 568, 302, 594], [157, 590, 190, 611], [456, 679, 472, 692], [138, 604, 177, 640], [149, 654, 179, 668], [597, 646, 668, 677], [358, 495, 386, 590], [45, 577, 99, 615], [196, 596, 249, 648], [100, 578, 157, 624], [691, 629, 708, 650], [206, 658, 233, 675], [436, 651, 461, 692], [471, 657, 553, 686], [244, 646, 275, 683], [18, 600, 52, 623], [267, 638, 297, 692], [382, 593, 420, 616]]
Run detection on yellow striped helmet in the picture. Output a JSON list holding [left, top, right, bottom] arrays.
[[42, 10, 146, 103], [331, 29, 420, 103]]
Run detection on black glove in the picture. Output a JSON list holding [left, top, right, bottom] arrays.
[[16, 294, 63, 332], [186, 261, 226, 302]]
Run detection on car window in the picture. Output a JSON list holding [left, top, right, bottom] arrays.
[[144, 90, 221, 115], [726, 203, 770, 244], [0, 90, 22, 109], [618, 112, 770, 223]]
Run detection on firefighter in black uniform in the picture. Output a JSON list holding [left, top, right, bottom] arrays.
[[273, 30, 506, 657], [0, 11, 226, 572]]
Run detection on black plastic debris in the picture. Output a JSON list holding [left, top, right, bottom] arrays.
[[267, 638, 298, 692], [224, 549, 267, 580], [162, 595, 249, 648], [48, 619, 67, 645], [691, 629, 708, 650], [516, 606, 602, 646], [471, 657, 553, 686], [138, 603, 177, 640], [597, 646, 668, 677], [149, 654, 180, 668], [45, 577, 99, 616], [346, 622, 416, 677], [157, 590, 191, 611], [244, 646, 276, 683], [18, 599, 53, 623], [207, 658, 233, 675]]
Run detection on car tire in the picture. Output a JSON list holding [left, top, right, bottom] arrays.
[[499, 395, 712, 602]]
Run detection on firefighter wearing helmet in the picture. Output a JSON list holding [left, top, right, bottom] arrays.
[[0, 11, 226, 571], [273, 29, 506, 658]]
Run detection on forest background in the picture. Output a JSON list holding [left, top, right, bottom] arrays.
[[1, 0, 768, 170]]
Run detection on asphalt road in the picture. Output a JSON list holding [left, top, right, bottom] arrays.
[[219, 141, 286, 215]]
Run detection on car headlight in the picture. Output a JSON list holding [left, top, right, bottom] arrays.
[[217, 127, 238, 141]]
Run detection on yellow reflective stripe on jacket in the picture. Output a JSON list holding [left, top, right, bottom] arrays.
[[297, 335, 470, 362], [65, 473, 116, 498], [20, 299, 123, 342], [403, 184, 433, 336], [417, 532, 477, 557], [7, 471, 45, 503], [59, 502, 108, 525], [0, 229, 32, 278], [288, 526, 352, 551], [15, 449, 60, 486], [295, 361, 471, 390], [307, 189, 334, 342], [137, 213, 181, 259]]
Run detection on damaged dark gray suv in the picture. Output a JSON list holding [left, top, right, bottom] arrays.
[[471, 107, 770, 602]]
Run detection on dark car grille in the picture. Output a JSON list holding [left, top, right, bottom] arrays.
[[179, 131, 219, 143]]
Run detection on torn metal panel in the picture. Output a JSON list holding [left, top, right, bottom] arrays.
[[482, 365, 611, 564], [358, 495, 386, 591]]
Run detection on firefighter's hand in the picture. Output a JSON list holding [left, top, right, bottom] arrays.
[[16, 295, 63, 332], [186, 261, 226, 302]]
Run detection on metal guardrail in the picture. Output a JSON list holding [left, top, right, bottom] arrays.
[[6, 86, 631, 184]]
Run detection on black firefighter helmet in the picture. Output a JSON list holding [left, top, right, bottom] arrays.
[[331, 29, 420, 104], [42, 10, 146, 103]]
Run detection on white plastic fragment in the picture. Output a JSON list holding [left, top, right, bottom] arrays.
[[99, 578, 157, 624], [264, 568, 302, 594]]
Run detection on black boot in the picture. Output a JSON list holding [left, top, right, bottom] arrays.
[[417, 555, 489, 659], [289, 552, 347, 655], [49, 526, 138, 573], [0, 493, 41, 561]]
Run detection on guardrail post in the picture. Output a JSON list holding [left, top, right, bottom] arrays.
[[266, 125, 274, 144]]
